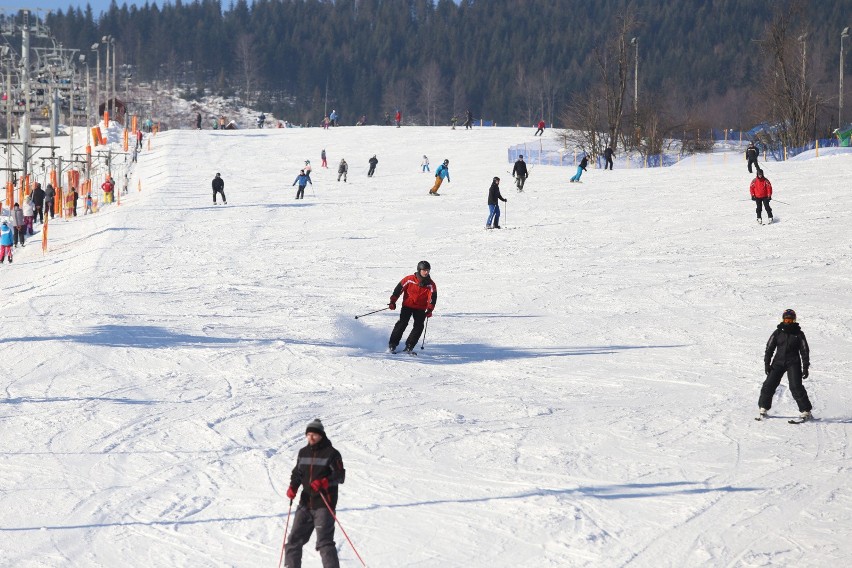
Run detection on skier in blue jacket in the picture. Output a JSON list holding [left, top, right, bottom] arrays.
[[0, 220, 14, 263], [292, 170, 312, 199]]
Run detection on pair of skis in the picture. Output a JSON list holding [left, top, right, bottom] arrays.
[[755, 413, 813, 424]]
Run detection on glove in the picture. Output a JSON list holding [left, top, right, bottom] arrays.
[[389, 296, 398, 310], [765, 365, 771, 376], [767, 197, 771, 202], [802, 368, 809, 379], [286, 486, 297, 500], [751, 196, 756, 201], [310, 477, 329, 492], [425, 310, 433, 318]]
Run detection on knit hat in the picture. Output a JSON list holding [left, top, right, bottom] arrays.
[[306, 418, 325, 436], [782, 309, 796, 321]]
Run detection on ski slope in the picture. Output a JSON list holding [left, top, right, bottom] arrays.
[[1, 126, 851, 567]]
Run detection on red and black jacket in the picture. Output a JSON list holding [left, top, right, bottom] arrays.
[[392, 273, 437, 311], [289, 437, 345, 510], [750, 177, 772, 199]]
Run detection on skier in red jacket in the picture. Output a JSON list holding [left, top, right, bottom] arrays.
[[534, 120, 545, 136], [388, 260, 437, 354], [749, 168, 773, 225]]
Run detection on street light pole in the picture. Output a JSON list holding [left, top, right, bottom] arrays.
[[631, 37, 638, 141], [841, 27, 850, 129], [102, 36, 111, 122], [798, 33, 808, 95], [111, 37, 116, 122], [91, 43, 100, 124]]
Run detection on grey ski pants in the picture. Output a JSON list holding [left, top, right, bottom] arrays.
[[284, 505, 339, 568]]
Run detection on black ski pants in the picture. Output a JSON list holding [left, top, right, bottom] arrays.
[[367, 165, 376, 177], [34, 204, 43, 223], [213, 188, 226, 204], [755, 198, 772, 219], [605, 156, 614, 170], [45, 200, 54, 219], [747, 158, 758, 173], [295, 185, 306, 199], [13, 226, 25, 246], [759, 362, 812, 412], [389, 306, 427, 349], [284, 505, 339, 568]]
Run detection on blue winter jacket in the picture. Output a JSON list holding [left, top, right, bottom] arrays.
[[435, 164, 450, 182], [292, 174, 312, 187], [0, 224, 12, 246]]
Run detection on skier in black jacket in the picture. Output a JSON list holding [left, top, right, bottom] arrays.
[[32, 182, 46, 223], [367, 155, 378, 177], [284, 418, 346, 568], [758, 309, 812, 420], [44, 183, 56, 219], [745, 141, 760, 173], [212, 173, 226, 204], [512, 155, 528, 191], [486, 177, 507, 229]]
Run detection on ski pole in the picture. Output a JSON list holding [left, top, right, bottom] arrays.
[[770, 199, 790, 205], [277, 499, 293, 568], [504, 200, 507, 227], [354, 306, 390, 319], [318, 490, 367, 567], [421, 317, 428, 350]]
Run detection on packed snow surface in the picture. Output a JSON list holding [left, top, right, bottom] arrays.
[[1, 126, 851, 567]]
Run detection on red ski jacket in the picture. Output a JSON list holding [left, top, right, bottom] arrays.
[[391, 274, 437, 311], [750, 177, 772, 199]]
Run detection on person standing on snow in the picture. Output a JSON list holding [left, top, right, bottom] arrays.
[[421, 155, 430, 173], [387, 260, 437, 354], [758, 309, 813, 421], [44, 183, 56, 219], [367, 155, 378, 177], [534, 120, 545, 136], [429, 159, 450, 195], [746, 141, 760, 173], [292, 170, 312, 200], [337, 159, 348, 182], [22, 197, 35, 235], [304, 160, 313, 180], [750, 168, 773, 225], [329, 109, 338, 127], [0, 221, 13, 263], [11, 203, 25, 246], [486, 176, 507, 229], [283, 418, 346, 568], [395, 109, 402, 127], [604, 146, 615, 170], [196, 112, 202, 130], [463, 109, 473, 129], [512, 155, 528, 192], [212, 172, 227, 205], [321, 149, 327, 168], [570, 154, 589, 183], [32, 182, 45, 224]]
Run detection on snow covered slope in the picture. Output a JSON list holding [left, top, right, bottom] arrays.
[[1, 126, 851, 567]]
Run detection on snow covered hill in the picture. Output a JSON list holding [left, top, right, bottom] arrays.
[[1, 126, 851, 567]]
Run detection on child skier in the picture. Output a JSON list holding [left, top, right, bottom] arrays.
[[0, 220, 13, 262]]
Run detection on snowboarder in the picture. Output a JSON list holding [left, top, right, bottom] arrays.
[[32, 182, 45, 223], [429, 159, 450, 195], [367, 155, 378, 177], [212, 173, 227, 205], [22, 197, 34, 235], [283, 418, 346, 568], [0, 221, 13, 263], [758, 309, 812, 422], [11, 203, 24, 246], [421, 155, 430, 173], [44, 183, 55, 219], [512, 155, 528, 191], [750, 168, 773, 225], [321, 149, 327, 168], [486, 176, 507, 229], [337, 159, 348, 182], [604, 146, 615, 170], [463, 109, 473, 129], [395, 109, 402, 127], [388, 260, 437, 354], [534, 120, 545, 136], [292, 169, 312, 199], [746, 141, 760, 173], [570, 155, 589, 183]]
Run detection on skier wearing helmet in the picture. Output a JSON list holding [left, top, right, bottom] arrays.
[[757, 309, 813, 422], [429, 159, 450, 195], [304, 160, 313, 180], [387, 261, 437, 354]]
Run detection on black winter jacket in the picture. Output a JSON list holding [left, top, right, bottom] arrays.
[[487, 181, 506, 205], [579, 156, 589, 170], [512, 159, 528, 178], [289, 436, 345, 510], [746, 146, 759, 160], [212, 177, 224, 192], [765, 322, 809, 370], [32, 187, 46, 207]]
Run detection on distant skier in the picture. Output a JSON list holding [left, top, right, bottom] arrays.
[[212, 172, 227, 205], [11, 203, 24, 246], [329, 109, 338, 127], [758, 309, 812, 422], [421, 155, 430, 173], [292, 169, 312, 199], [196, 112, 202, 130], [32, 182, 45, 223], [337, 159, 348, 182], [570, 154, 589, 183], [283, 418, 346, 568], [101, 178, 114, 204], [23, 197, 34, 235], [534, 120, 545, 136], [387, 260, 437, 354], [257, 113, 266, 128], [746, 141, 760, 173], [512, 155, 528, 192], [395, 109, 402, 127], [44, 183, 55, 219], [486, 176, 507, 229], [750, 168, 773, 225], [304, 160, 313, 180], [321, 149, 327, 168], [0, 221, 13, 263], [450, 115, 458, 129], [70, 187, 79, 216], [83, 192, 94, 215], [367, 155, 378, 177], [429, 159, 450, 195], [384, 112, 391, 126], [463, 109, 473, 129], [136, 129, 143, 150], [604, 146, 615, 170]]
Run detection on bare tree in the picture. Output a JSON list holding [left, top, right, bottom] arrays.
[[593, 9, 638, 150], [234, 34, 260, 106], [417, 62, 446, 125], [557, 88, 605, 158], [752, 1, 820, 149], [383, 78, 413, 122]]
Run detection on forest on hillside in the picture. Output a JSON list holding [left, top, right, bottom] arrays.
[[38, 0, 852, 130]]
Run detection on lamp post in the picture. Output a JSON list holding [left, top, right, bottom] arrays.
[[631, 37, 638, 141], [90, 42, 100, 123], [841, 27, 850, 129], [102, 35, 111, 122], [798, 33, 808, 94], [111, 37, 116, 122]]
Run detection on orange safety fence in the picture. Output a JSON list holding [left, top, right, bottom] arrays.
[[5, 181, 12, 209]]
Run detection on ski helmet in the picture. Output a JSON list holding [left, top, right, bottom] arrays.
[[782, 309, 796, 321], [443, 159, 449, 165], [417, 260, 431, 272], [493, 176, 500, 183]]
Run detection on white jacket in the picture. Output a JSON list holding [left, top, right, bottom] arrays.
[[23, 200, 35, 216]]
